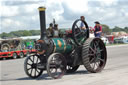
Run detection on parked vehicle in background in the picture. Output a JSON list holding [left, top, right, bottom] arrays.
[[106, 35, 114, 44], [114, 36, 128, 44], [0, 38, 22, 52], [101, 37, 109, 45], [0, 38, 36, 60]]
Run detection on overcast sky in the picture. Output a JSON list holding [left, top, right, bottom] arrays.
[[0, 0, 128, 33]]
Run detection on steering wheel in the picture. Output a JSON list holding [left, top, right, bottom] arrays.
[[72, 19, 89, 46]]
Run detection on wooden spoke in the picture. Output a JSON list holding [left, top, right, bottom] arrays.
[[27, 68, 32, 71], [27, 63, 32, 66], [88, 54, 95, 57], [89, 47, 95, 53], [30, 68, 33, 75], [97, 58, 105, 63], [29, 57, 34, 63]]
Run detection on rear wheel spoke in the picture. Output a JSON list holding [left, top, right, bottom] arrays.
[[95, 41, 99, 48], [88, 54, 95, 57], [99, 49, 104, 52], [93, 43, 97, 51], [90, 58, 95, 63], [98, 58, 105, 63], [89, 47, 95, 53], [95, 62, 99, 67]]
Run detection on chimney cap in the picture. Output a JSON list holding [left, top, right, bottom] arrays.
[[38, 6, 46, 11]]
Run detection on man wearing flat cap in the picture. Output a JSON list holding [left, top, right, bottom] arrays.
[[94, 21, 102, 38]]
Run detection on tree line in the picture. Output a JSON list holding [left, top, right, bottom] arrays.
[[0, 25, 128, 38], [101, 25, 128, 35], [0, 30, 41, 39]]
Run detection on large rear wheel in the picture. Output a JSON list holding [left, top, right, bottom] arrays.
[[82, 38, 107, 73]]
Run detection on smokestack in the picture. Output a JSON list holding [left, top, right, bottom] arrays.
[[38, 7, 47, 39]]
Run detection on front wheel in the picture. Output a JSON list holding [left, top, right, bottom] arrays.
[[82, 38, 107, 73], [24, 55, 43, 78], [47, 53, 66, 79]]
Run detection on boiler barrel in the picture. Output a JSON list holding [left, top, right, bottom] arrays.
[[51, 38, 73, 53]]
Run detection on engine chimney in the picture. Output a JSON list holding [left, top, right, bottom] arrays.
[[38, 7, 47, 39]]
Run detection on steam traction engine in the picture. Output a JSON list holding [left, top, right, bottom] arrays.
[[24, 7, 107, 79]]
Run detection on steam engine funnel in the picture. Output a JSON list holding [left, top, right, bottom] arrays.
[[38, 7, 47, 39]]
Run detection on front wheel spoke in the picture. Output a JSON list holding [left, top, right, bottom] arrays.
[[55, 68, 58, 74], [36, 69, 40, 73], [27, 68, 32, 71], [36, 57, 39, 63], [27, 63, 32, 66], [68, 66, 72, 70], [50, 64, 56, 68], [30, 68, 33, 75], [33, 56, 35, 63], [34, 69, 37, 76], [29, 58, 34, 63]]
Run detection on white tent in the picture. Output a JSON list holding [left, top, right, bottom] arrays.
[[20, 35, 40, 40]]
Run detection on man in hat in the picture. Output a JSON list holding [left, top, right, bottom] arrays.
[[93, 21, 102, 38]]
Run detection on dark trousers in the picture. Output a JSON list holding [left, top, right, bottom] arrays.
[[94, 32, 101, 38]]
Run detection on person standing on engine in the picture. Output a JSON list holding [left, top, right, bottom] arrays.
[[80, 16, 86, 30]]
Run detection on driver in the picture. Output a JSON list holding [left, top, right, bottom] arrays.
[[80, 16, 86, 30]]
